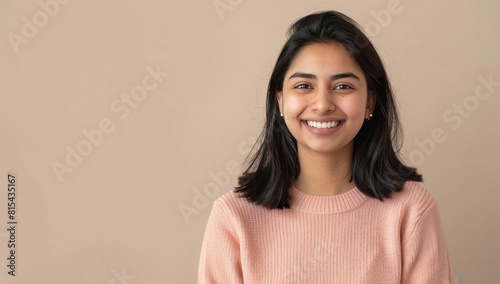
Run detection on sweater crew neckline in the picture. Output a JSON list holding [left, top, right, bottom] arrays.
[[289, 185, 369, 213]]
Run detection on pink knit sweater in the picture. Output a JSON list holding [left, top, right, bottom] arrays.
[[198, 181, 452, 283]]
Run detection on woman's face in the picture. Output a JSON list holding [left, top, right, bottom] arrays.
[[277, 43, 375, 157]]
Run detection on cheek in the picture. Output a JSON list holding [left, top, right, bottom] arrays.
[[342, 99, 367, 118], [284, 94, 308, 116]]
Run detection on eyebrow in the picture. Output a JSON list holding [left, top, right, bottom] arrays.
[[288, 72, 360, 81]]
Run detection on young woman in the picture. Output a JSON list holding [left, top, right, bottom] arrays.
[[198, 11, 451, 283]]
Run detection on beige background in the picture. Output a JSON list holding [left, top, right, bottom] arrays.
[[0, 0, 499, 283]]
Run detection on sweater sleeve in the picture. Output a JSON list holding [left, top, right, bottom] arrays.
[[198, 197, 244, 284], [401, 198, 452, 283]]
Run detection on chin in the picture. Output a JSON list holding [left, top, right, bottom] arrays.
[[301, 139, 354, 155], [303, 144, 343, 154]]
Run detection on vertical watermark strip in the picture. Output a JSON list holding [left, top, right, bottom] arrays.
[[6, 173, 18, 276]]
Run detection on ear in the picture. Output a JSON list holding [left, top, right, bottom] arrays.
[[276, 91, 283, 114], [365, 91, 377, 118]]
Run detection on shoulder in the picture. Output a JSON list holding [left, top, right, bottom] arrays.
[[210, 189, 265, 220], [365, 181, 440, 228], [213, 188, 253, 210], [386, 181, 437, 212], [384, 181, 444, 241], [392, 181, 435, 203]]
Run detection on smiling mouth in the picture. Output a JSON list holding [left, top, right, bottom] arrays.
[[305, 120, 342, 129]]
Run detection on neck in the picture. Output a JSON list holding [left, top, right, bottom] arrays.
[[294, 143, 354, 196]]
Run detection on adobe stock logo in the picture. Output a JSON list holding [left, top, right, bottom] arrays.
[[363, 0, 404, 37], [51, 64, 169, 183], [212, 0, 243, 21], [109, 267, 134, 284], [407, 74, 499, 166], [178, 136, 255, 224], [287, 241, 332, 282], [7, 0, 71, 54]]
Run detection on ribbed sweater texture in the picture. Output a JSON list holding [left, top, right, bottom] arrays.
[[198, 181, 452, 283]]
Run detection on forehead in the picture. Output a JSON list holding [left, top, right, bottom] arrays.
[[286, 43, 365, 80]]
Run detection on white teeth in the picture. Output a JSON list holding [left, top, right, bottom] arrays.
[[306, 120, 341, 129]]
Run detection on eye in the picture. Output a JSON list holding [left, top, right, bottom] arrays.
[[334, 84, 352, 90], [294, 84, 312, 89]]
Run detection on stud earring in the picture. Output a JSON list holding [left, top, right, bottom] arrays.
[[366, 113, 373, 121], [280, 113, 284, 117]]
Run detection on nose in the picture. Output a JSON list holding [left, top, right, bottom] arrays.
[[310, 85, 335, 114]]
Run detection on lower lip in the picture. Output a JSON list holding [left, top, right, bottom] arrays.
[[303, 121, 342, 135]]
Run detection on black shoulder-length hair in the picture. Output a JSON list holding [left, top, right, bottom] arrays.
[[235, 10, 422, 209]]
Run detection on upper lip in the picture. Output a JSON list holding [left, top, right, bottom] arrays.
[[302, 118, 344, 122]]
